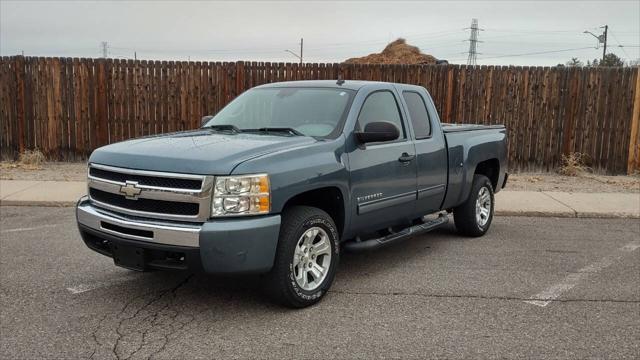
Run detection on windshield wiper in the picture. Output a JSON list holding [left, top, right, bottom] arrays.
[[242, 127, 305, 136], [203, 124, 241, 134]]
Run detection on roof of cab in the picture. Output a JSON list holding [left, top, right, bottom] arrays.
[[254, 80, 395, 91]]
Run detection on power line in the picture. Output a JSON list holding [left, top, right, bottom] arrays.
[[485, 28, 584, 34], [103, 25, 630, 61], [106, 29, 467, 55], [609, 31, 632, 60], [474, 46, 596, 61]]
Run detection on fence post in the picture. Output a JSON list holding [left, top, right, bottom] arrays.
[[562, 67, 579, 156], [14, 55, 25, 154], [445, 66, 454, 122], [235, 61, 244, 96], [628, 68, 640, 175], [96, 59, 109, 147]]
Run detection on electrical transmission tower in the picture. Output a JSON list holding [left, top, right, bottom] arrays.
[[465, 19, 483, 65], [100, 41, 108, 58]]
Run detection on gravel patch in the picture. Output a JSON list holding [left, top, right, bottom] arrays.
[[507, 173, 639, 193], [1, 162, 87, 182]]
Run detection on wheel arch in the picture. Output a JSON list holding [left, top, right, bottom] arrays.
[[474, 158, 500, 191], [281, 186, 346, 238]]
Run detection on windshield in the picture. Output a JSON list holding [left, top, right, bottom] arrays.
[[204, 87, 355, 138]]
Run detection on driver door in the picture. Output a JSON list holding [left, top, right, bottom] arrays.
[[348, 89, 418, 234]]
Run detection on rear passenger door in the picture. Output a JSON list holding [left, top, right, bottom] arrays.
[[401, 89, 447, 214], [348, 88, 418, 233]]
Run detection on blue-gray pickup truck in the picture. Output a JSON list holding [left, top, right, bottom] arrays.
[[76, 80, 507, 307]]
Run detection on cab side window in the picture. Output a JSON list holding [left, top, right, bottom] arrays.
[[402, 91, 432, 139], [357, 91, 405, 139]]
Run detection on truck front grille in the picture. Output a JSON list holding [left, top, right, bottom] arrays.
[[90, 188, 200, 216], [87, 164, 213, 222], [89, 167, 203, 190]]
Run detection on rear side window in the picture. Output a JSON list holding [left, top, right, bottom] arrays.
[[357, 91, 405, 139], [402, 91, 431, 139]]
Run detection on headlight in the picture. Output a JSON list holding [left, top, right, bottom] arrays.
[[212, 174, 270, 217]]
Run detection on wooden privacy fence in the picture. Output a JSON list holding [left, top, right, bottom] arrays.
[[1, 56, 639, 174]]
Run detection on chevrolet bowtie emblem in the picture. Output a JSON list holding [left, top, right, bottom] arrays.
[[119, 180, 142, 199]]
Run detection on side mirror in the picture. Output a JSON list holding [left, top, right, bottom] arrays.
[[201, 115, 214, 127], [355, 121, 400, 143]]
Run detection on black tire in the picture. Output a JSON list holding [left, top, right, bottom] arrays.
[[453, 174, 495, 237], [265, 206, 340, 308]]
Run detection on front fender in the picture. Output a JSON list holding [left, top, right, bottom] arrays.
[[231, 137, 351, 221]]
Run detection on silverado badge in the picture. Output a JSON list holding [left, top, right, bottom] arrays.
[[119, 181, 142, 199]]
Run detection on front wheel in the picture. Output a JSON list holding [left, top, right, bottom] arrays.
[[453, 174, 495, 237], [265, 206, 340, 308]]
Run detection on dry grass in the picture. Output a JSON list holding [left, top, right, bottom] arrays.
[[0, 149, 45, 171], [558, 152, 591, 176]]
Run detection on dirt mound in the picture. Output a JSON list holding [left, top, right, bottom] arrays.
[[344, 38, 437, 65]]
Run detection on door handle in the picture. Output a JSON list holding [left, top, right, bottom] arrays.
[[398, 153, 415, 163]]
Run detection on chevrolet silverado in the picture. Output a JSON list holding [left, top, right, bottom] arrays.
[[76, 80, 508, 307]]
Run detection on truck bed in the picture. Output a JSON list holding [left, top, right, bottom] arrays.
[[440, 123, 507, 210]]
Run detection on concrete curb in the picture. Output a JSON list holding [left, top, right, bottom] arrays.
[[494, 191, 640, 219], [494, 210, 639, 219], [495, 210, 575, 218], [0, 200, 77, 207], [1, 180, 86, 207]]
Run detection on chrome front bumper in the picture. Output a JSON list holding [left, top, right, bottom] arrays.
[[76, 197, 201, 248]]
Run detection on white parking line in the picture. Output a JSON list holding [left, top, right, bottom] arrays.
[[1, 224, 60, 233], [525, 241, 640, 307], [67, 273, 141, 294], [67, 283, 106, 294]]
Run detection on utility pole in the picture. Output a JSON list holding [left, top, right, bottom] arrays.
[[601, 25, 608, 62], [100, 41, 108, 58], [285, 38, 303, 65], [465, 19, 483, 66], [583, 25, 608, 63], [300, 38, 303, 65]]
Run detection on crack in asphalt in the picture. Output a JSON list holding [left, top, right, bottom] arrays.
[[89, 292, 148, 360], [128, 276, 196, 360], [146, 311, 196, 360], [120, 275, 193, 360], [89, 312, 110, 360], [328, 289, 640, 304], [88, 275, 193, 360]]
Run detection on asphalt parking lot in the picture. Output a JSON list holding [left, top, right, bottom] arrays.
[[1, 206, 638, 359]]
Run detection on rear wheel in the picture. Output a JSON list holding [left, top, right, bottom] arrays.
[[266, 206, 339, 308], [454, 174, 495, 237]]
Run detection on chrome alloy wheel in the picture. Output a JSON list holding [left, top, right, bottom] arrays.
[[475, 186, 492, 227], [293, 227, 332, 291]]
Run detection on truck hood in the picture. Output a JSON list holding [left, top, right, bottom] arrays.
[[89, 130, 317, 175]]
